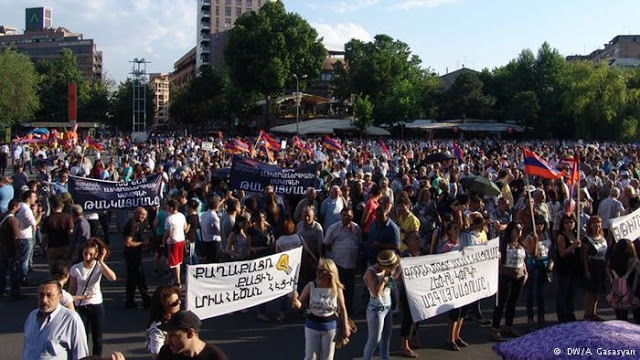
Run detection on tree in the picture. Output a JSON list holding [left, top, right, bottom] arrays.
[[34, 48, 88, 122], [79, 80, 112, 123], [334, 34, 432, 123], [0, 48, 40, 127], [170, 66, 226, 127], [224, 1, 327, 128], [445, 72, 495, 121], [509, 90, 540, 129], [352, 94, 374, 132], [110, 79, 155, 131]]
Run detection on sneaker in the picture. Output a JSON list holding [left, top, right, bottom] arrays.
[[503, 327, 521, 338], [455, 338, 468, 347], [475, 317, 491, 327], [491, 329, 506, 342], [445, 341, 460, 351]]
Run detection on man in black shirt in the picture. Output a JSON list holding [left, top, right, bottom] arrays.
[[158, 310, 229, 360], [123, 207, 150, 308]]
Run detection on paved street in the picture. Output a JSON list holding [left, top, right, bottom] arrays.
[[0, 228, 612, 359]]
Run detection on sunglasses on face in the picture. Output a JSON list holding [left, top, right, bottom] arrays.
[[316, 268, 330, 275], [166, 299, 181, 308]]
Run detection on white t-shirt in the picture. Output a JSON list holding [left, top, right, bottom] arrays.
[[165, 212, 187, 243], [71, 261, 104, 306], [61, 289, 73, 308]]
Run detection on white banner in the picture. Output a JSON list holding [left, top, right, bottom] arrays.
[[401, 238, 500, 322], [609, 207, 640, 242], [201, 141, 215, 152], [186, 247, 302, 320]]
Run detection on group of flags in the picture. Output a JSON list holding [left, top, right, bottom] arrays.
[[523, 147, 580, 189]]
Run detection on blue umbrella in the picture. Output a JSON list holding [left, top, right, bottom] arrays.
[[30, 128, 50, 135]]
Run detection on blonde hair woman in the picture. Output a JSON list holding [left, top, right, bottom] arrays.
[[291, 258, 350, 360]]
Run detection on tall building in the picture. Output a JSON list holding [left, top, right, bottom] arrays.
[[149, 73, 171, 126], [171, 46, 197, 89], [567, 35, 640, 67], [0, 7, 103, 81], [196, 0, 276, 71]]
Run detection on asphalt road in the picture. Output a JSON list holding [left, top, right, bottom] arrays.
[[1, 227, 614, 360]]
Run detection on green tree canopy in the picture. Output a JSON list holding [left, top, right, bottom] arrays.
[[224, 1, 327, 127], [0, 48, 40, 127], [110, 79, 154, 131]]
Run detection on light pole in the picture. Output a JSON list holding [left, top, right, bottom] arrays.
[[293, 74, 307, 136]]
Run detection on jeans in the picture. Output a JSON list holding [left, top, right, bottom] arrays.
[[492, 275, 523, 328], [363, 306, 393, 360], [0, 247, 20, 296], [186, 241, 199, 265], [304, 327, 336, 360], [19, 238, 34, 280], [556, 272, 577, 323], [98, 212, 111, 244], [525, 260, 547, 320], [78, 303, 105, 356]]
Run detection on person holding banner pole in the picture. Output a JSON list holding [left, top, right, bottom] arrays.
[[362, 250, 401, 360], [554, 214, 580, 323], [491, 221, 528, 342], [291, 258, 349, 360], [523, 214, 553, 329], [398, 231, 422, 357]]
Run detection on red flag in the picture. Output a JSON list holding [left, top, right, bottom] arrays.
[[85, 136, 103, 151], [453, 143, 464, 159], [378, 140, 391, 159], [568, 155, 580, 188], [321, 135, 342, 151]]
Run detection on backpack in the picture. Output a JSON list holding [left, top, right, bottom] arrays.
[[607, 264, 640, 311]]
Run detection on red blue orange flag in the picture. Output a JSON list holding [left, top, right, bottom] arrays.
[[85, 136, 103, 151], [523, 148, 565, 179], [258, 130, 281, 151], [379, 140, 391, 159], [321, 135, 342, 151]]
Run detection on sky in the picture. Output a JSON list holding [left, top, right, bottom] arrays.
[[1, 0, 639, 83]]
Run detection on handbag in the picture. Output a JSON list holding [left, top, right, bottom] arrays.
[[334, 315, 357, 349]]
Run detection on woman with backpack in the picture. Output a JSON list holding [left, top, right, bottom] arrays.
[[608, 239, 640, 323], [581, 215, 608, 321]]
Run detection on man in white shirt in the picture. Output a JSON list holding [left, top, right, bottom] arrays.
[[200, 196, 222, 263], [23, 280, 88, 360], [17, 191, 40, 285], [597, 187, 625, 236], [163, 199, 187, 287]]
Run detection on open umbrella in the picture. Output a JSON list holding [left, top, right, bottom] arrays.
[[424, 152, 455, 164], [493, 320, 640, 360], [459, 175, 501, 197]]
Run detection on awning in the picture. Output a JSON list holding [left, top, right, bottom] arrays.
[[270, 118, 390, 136]]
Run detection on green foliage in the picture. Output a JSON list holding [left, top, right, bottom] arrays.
[[0, 48, 40, 127], [224, 1, 327, 127], [444, 71, 495, 121], [34, 48, 89, 122], [352, 95, 374, 132], [170, 66, 226, 127]]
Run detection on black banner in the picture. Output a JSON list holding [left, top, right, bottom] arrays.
[[69, 174, 163, 211], [229, 156, 317, 195]]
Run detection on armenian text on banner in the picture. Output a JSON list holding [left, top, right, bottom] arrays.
[[229, 155, 317, 195], [186, 247, 302, 320], [69, 174, 163, 211], [609, 207, 640, 242], [401, 238, 499, 322]]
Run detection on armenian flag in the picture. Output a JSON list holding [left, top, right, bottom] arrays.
[[321, 135, 342, 151], [523, 148, 565, 179], [293, 135, 311, 156], [224, 139, 252, 155], [258, 130, 281, 151], [453, 143, 464, 159], [85, 136, 103, 151]]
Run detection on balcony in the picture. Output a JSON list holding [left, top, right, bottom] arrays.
[[201, 0, 211, 5], [200, 22, 211, 31], [201, 12, 211, 20]]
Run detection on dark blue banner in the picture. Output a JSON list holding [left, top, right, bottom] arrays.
[[69, 174, 164, 210], [229, 156, 317, 196]]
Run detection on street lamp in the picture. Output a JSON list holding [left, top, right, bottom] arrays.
[[293, 74, 307, 136]]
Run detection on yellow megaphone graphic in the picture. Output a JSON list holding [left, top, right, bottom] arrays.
[[276, 254, 293, 275]]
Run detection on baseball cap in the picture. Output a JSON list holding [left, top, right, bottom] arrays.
[[158, 310, 202, 332]]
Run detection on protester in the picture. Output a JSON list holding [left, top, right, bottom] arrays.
[[555, 214, 580, 323], [398, 231, 421, 357], [50, 260, 75, 311], [291, 258, 350, 360], [199, 195, 222, 263], [23, 280, 89, 360], [581, 215, 608, 321], [41, 195, 74, 268], [523, 214, 553, 329], [224, 215, 250, 262], [363, 250, 401, 360], [163, 199, 187, 288], [71, 204, 92, 262], [491, 221, 528, 342], [146, 285, 182, 359], [608, 239, 640, 323], [156, 310, 229, 360], [69, 238, 117, 356], [0, 199, 23, 299], [123, 207, 151, 309]]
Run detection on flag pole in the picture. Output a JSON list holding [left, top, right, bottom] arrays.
[[525, 174, 537, 238], [575, 155, 581, 243]]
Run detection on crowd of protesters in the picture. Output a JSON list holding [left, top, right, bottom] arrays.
[[2, 133, 640, 359]]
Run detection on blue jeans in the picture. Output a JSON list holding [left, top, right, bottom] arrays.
[[526, 260, 547, 320], [186, 241, 199, 265], [0, 247, 20, 296], [305, 327, 336, 360], [363, 306, 392, 360], [20, 238, 34, 280]]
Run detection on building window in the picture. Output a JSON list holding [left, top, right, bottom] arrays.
[[236, 7, 242, 16], [215, 7, 219, 15], [226, 0, 231, 5], [236, 0, 242, 5], [246, 0, 252, 7], [225, 6, 231, 16], [224, 18, 232, 28]]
